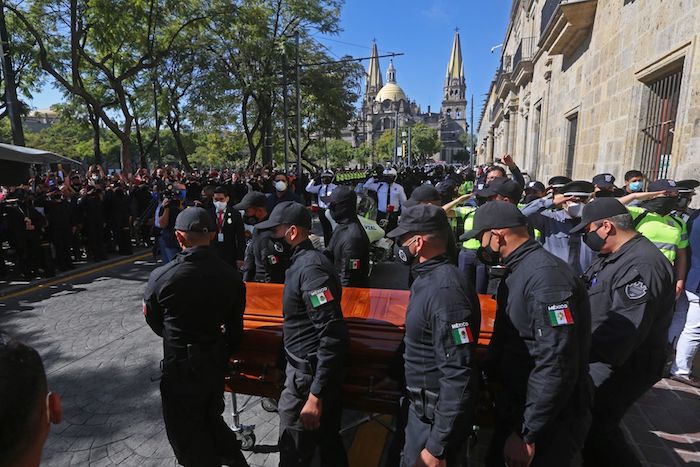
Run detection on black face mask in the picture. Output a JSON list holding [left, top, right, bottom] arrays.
[[271, 227, 293, 257], [595, 190, 614, 198], [329, 201, 356, 223], [396, 237, 417, 266], [244, 215, 259, 225], [583, 226, 608, 252], [641, 197, 677, 216], [676, 197, 691, 211], [476, 233, 501, 266]]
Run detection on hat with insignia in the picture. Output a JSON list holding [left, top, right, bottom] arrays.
[[647, 178, 679, 194], [548, 176, 572, 189], [592, 173, 616, 189], [677, 179, 699, 195], [561, 180, 595, 197], [386, 203, 450, 239], [174, 207, 215, 233], [570, 198, 629, 233], [459, 200, 527, 240], [408, 184, 440, 203], [320, 185, 355, 205], [254, 201, 312, 230], [526, 181, 546, 192], [476, 177, 523, 201]]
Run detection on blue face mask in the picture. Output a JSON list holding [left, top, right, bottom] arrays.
[[628, 181, 643, 192]]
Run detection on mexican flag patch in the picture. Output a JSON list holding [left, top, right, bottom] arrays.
[[349, 258, 361, 270], [267, 255, 279, 265], [310, 287, 334, 308], [450, 322, 473, 345], [547, 303, 574, 326]]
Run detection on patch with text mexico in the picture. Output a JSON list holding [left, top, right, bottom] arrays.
[[547, 303, 574, 326]]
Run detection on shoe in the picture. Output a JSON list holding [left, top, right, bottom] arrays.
[[219, 452, 249, 467], [670, 374, 700, 388]]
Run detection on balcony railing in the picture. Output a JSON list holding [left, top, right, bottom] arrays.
[[489, 100, 502, 122], [513, 37, 536, 69], [540, 0, 561, 36]]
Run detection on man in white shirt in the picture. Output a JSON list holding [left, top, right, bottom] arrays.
[[306, 169, 337, 245], [363, 167, 407, 232]]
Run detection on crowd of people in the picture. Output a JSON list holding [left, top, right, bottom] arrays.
[[2, 153, 700, 467]]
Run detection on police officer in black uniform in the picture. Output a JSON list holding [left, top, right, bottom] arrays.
[[405, 184, 459, 265], [143, 207, 248, 467], [321, 185, 370, 287], [387, 203, 480, 467], [234, 192, 288, 283], [570, 198, 675, 467], [462, 201, 592, 467], [254, 201, 349, 467]]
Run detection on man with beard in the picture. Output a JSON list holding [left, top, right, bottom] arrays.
[[321, 186, 370, 287]]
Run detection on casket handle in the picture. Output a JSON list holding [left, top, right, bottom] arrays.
[[259, 363, 269, 381]]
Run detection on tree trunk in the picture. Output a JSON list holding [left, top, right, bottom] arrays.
[[119, 131, 132, 173], [0, 5, 25, 146], [166, 118, 192, 172], [86, 104, 102, 165]]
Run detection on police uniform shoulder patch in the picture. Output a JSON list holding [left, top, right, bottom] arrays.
[[547, 303, 574, 326], [348, 258, 361, 270], [450, 322, 473, 345], [310, 287, 334, 308], [625, 281, 648, 300]]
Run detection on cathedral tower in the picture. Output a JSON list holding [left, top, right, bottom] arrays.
[[365, 41, 383, 104], [441, 30, 467, 125]]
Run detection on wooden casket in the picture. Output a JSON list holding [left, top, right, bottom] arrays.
[[226, 282, 496, 415]]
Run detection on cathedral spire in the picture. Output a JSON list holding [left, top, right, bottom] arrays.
[[446, 29, 464, 83], [387, 60, 396, 83], [365, 41, 383, 101]]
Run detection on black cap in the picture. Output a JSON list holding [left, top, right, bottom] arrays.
[[561, 180, 595, 197], [592, 173, 616, 189], [548, 176, 572, 188], [410, 184, 440, 202], [526, 181, 546, 192], [254, 201, 312, 230], [386, 204, 450, 239], [647, 178, 679, 193], [570, 198, 628, 233], [233, 191, 267, 210], [460, 200, 527, 240], [476, 177, 523, 201], [320, 185, 356, 205], [174, 207, 215, 233]]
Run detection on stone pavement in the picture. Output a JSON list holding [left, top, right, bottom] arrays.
[[1, 256, 699, 466]]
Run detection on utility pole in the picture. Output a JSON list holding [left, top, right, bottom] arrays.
[[152, 75, 162, 166], [407, 126, 412, 167], [470, 94, 475, 168], [0, 4, 25, 146], [282, 51, 289, 173], [295, 31, 302, 190]]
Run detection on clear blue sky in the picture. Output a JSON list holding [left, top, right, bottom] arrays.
[[29, 0, 512, 123]]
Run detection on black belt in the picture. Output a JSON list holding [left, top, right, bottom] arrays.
[[285, 349, 316, 375]]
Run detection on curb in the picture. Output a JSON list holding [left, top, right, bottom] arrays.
[[0, 249, 153, 300]]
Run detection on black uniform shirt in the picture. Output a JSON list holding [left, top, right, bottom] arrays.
[[404, 255, 480, 458], [324, 220, 370, 287], [144, 245, 246, 360], [244, 227, 288, 283], [490, 239, 591, 444], [583, 234, 674, 373], [282, 239, 349, 397]]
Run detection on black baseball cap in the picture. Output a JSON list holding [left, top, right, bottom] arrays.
[[174, 207, 215, 233], [561, 180, 595, 197], [410, 184, 440, 202], [592, 173, 616, 189], [647, 178, 679, 193], [320, 185, 356, 205], [460, 200, 527, 240], [254, 201, 312, 230], [548, 176, 572, 188], [526, 181, 546, 192], [476, 177, 523, 201], [386, 203, 450, 239], [570, 198, 629, 233], [233, 191, 267, 210]]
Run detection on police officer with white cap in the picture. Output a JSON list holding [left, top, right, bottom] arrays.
[[363, 167, 407, 232], [306, 169, 337, 245]]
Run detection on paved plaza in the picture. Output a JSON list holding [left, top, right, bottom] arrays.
[[1, 255, 700, 466]]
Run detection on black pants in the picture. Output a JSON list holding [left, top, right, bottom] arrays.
[[278, 364, 347, 467], [318, 208, 333, 247], [51, 228, 73, 270], [401, 404, 469, 467], [85, 224, 106, 260], [485, 411, 589, 467], [160, 362, 245, 467], [583, 362, 657, 467]]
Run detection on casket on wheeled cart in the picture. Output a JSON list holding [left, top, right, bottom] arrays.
[[225, 282, 496, 416]]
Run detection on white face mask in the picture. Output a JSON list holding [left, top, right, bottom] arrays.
[[565, 202, 585, 218], [213, 201, 227, 212], [275, 181, 288, 192]]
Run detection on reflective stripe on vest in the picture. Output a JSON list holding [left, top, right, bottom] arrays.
[[629, 207, 683, 263]]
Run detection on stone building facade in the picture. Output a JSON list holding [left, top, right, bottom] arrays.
[[343, 32, 469, 163], [477, 0, 700, 185]]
